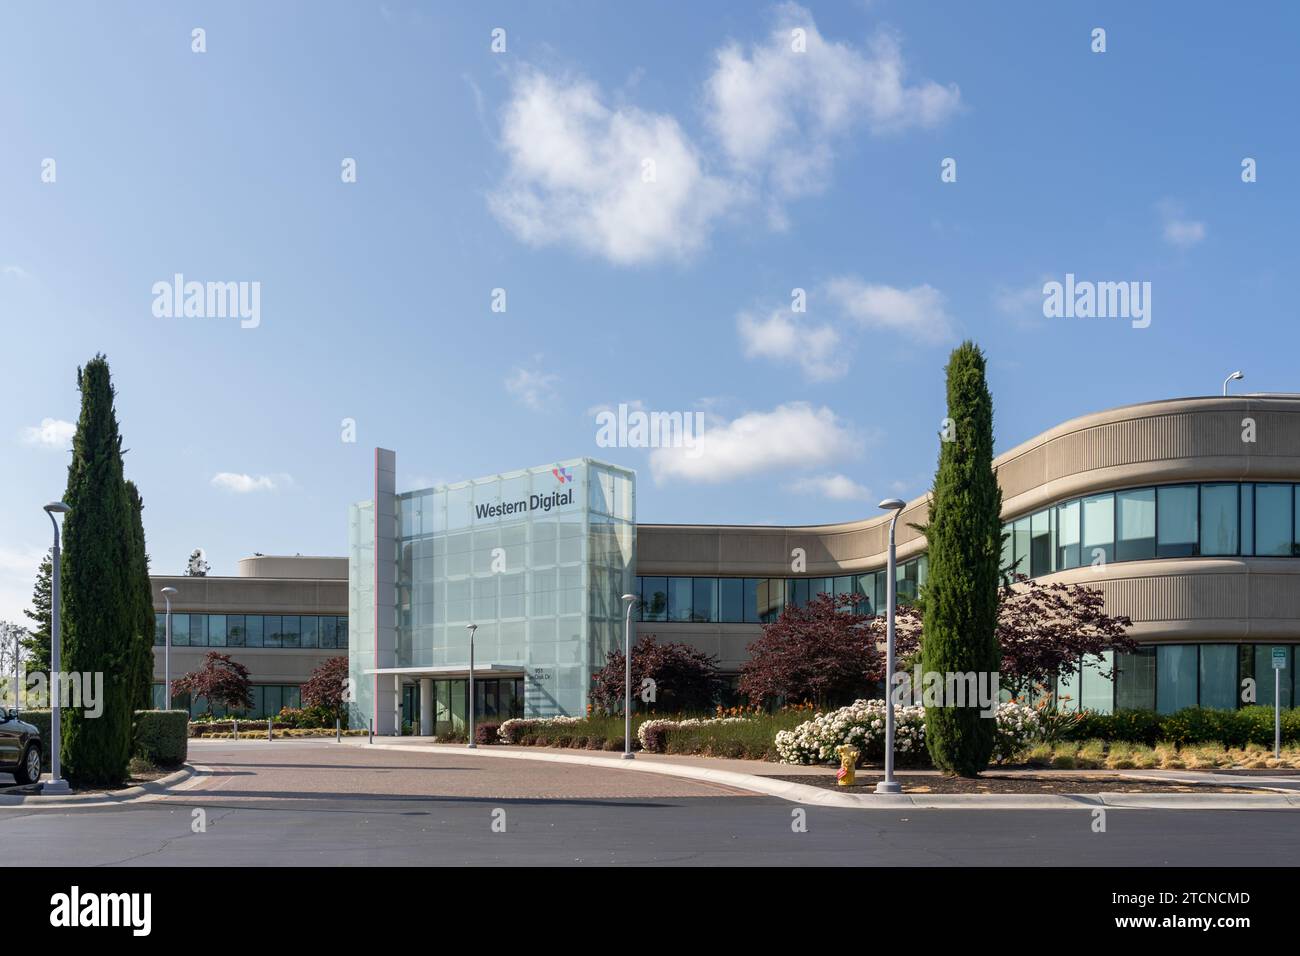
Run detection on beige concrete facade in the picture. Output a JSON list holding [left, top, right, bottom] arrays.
[[160, 396, 1300, 690], [151, 558, 347, 690], [636, 396, 1300, 671]]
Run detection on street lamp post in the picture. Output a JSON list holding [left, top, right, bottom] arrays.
[[465, 623, 478, 749], [160, 587, 177, 710], [876, 498, 906, 795], [43, 501, 71, 795], [620, 594, 638, 760], [1223, 370, 1244, 396]]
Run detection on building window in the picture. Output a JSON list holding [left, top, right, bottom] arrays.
[[1198, 645, 1237, 710], [742, 578, 760, 624], [1199, 483, 1239, 556], [719, 578, 743, 623], [1030, 509, 1053, 577], [1115, 647, 1156, 710], [1156, 486, 1198, 558], [1055, 500, 1081, 570], [641, 577, 667, 622], [1156, 644, 1198, 713], [667, 577, 692, 622], [1115, 489, 1155, 562], [1081, 493, 1115, 566], [691, 578, 718, 623], [1240, 484, 1254, 555], [1254, 484, 1292, 556], [1012, 517, 1031, 577]]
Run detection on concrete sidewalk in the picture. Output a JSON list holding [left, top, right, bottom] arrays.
[[343, 737, 1300, 810]]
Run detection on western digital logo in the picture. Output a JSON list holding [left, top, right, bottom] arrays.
[[474, 488, 574, 520], [49, 886, 151, 936]]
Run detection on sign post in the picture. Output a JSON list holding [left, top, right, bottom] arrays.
[[1271, 647, 1287, 758]]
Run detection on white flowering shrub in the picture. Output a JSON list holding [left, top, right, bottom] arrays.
[[991, 701, 1040, 764], [498, 715, 584, 744], [775, 699, 1042, 766]]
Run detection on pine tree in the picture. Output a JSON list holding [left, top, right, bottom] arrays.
[[60, 355, 136, 786], [21, 550, 53, 674], [920, 342, 1003, 776], [125, 481, 157, 711]]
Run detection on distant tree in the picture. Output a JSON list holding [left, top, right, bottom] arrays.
[[171, 652, 253, 717], [185, 548, 209, 577], [591, 634, 722, 714], [125, 481, 156, 710], [300, 656, 350, 724], [0, 622, 27, 704], [21, 550, 52, 674], [61, 354, 137, 786], [739, 593, 876, 708]]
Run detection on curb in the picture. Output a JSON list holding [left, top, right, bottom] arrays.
[[0, 764, 206, 809], [344, 740, 1300, 810]]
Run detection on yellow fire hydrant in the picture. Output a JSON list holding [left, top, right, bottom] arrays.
[[835, 745, 859, 786]]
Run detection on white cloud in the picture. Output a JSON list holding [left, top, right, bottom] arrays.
[[826, 276, 956, 344], [505, 365, 560, 410], [705, 6, 960, 202], [0, 544, 45, 628], [737, 308, 846, 381], [488, 70, 735, 265], [487, 8, 957, 264], [1159, 200, 1206, 248], [211, 472, 287, 493], [20, 417, 75, 448], [786, 473, 872, 501], [1, 264, 31, 280], [649, 401, 861, 484]]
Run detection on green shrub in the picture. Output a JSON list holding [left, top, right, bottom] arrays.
[[1068, 709, 1163, 745], [134, 710, 188, 767]]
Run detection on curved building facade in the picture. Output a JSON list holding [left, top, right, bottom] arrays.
[[636, 395, 1300, 715]]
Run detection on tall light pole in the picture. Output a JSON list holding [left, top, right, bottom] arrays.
[[620, 594, 638, 760], [160, 587, 178, 710], [43, 501, 71, 795], [1223, 370, 1244, 396], [465, 623, 478, 749], [877, 498, 906, 795]]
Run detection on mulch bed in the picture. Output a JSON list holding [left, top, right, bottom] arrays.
[[771, 773, 1271, 795]]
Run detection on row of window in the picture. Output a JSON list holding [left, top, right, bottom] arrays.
[[153, 613, 348, 649], [1061, 644, 1295, 714], [1004, 482, 1300, 579], [635, 557, 928, 624], [152, 683, 302, 719]]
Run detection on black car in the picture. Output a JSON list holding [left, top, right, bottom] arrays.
[[0, 710, 42, 786]]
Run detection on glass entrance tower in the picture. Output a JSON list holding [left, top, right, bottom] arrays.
[[348, 453, 636, 733]]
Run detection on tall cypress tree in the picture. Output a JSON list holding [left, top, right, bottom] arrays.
[[125, 481, 157, 711], [61, 355, 136, 786], [921, 342, 1003, 776]]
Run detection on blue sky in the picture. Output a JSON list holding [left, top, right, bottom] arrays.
[[2, 1, 1297, 622]]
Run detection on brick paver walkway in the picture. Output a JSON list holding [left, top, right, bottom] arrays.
[[184, 740, 756, 801]]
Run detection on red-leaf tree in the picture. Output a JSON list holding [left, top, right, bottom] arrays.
[[993, 576, 1136, 702], [858, 577, 1135, 704], [300, 655, 350, 723], [739, 593, 878, 708], [591, 633, 722, 714], [171, 652, 253, 716]]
